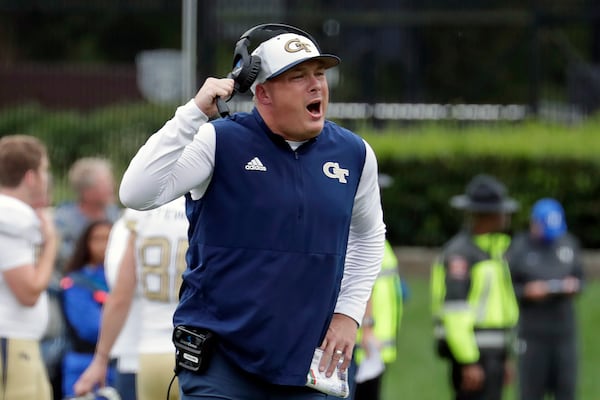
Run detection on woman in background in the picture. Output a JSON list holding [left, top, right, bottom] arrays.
[[60, 219, 115, 398]]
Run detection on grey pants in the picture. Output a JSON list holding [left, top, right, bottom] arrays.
[[518, 335, 577, 400]]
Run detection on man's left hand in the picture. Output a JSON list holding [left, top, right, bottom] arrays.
[[318, 313, 358, 377]]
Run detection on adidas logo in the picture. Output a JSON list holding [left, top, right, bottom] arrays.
[[245, 157, 267, 171]]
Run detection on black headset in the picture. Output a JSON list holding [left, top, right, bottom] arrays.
[[217, 23, 320, 117]]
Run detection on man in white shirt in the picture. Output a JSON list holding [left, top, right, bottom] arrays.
[[0, 135, 57, 400]]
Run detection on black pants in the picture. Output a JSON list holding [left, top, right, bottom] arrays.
[[354, 374, 382, 400], [449, 349, 506, 400], [518, 335, 577, 400]]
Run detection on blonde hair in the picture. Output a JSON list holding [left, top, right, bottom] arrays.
[[68, 157, 113, 194]]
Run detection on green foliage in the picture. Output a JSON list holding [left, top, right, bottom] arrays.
[[374, 156, 600, 248], [0, 103, 47, 136], [358, 118, 600, 160]]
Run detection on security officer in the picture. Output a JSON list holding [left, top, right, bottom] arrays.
[[506, 198, 584, 400], [353, 239, 402, 400], [431, 174, 519, 400]]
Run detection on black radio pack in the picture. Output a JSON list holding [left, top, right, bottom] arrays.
[[173, 325, 216, 374]]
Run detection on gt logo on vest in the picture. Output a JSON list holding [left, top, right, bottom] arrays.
[[322, 162, 349, 184]]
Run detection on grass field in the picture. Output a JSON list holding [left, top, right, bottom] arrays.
[[380, 277, 600, 400]]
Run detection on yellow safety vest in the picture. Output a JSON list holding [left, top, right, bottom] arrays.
[[355, 240, 402, 365], [431, 232, 518, 364]]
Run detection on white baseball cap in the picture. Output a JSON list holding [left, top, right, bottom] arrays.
[[250, 33, 340, 93]]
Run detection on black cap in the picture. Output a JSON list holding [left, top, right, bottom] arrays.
[[450, 174, 518, 213]]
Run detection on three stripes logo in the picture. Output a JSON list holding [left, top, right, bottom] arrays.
[[245, 157, 267, 171]]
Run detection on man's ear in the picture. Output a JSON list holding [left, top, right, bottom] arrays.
[[254, 83, 272, 105], [22, 169, 37, 187]]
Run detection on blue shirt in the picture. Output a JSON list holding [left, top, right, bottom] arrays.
[[61, 264, 115, 397]]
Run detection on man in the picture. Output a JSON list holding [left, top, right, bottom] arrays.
[[54, 156, 122, 272], [345, 174, 402, 400], [44, 156, 122, 399], [100, 210, 142, 400], [506, 198, 584, 400], [0, 134, 57, 400], [73, 197, 188, 400], [430, 174, 519, 400], [118, 23, 386, 399], [352, 239, 402, 400]]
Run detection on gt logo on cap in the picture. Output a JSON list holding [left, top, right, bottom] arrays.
[[284, 38, 313, 54]]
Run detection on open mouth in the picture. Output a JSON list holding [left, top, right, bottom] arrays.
[[307, 101, 321, 116]]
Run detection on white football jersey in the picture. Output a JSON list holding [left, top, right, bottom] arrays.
[[104, 208, 143, 371], [0, 194, 48, 339], [129, 196, 189, 353]]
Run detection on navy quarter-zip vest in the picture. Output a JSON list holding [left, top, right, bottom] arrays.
[[173, 109, 366, 385]]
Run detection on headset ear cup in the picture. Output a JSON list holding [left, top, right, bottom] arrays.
[[236, 56, 261, 94]]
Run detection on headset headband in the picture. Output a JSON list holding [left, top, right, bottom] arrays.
[[236, 23, 321, 54]]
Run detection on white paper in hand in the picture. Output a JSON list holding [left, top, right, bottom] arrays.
[[305, 348, 350, 398]]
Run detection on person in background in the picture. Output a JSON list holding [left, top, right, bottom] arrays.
[[0, 134, 57, 400], [506, 198, 584, 400], [60, 219, 116, 398], [102, 212, 142, 400], [43, 156, 122, 399], [74, 197, 188, 400], [340, 173, 402, 400], [352, 238, 403, 400], [54, 157, 121, 273], [430, 174, 519, 400], [116, 22, 385, 400]]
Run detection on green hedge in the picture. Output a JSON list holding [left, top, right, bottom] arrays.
[[374, 156, 600, 247], [1, 103, 600, 247], [361, 119, 600, 248]]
